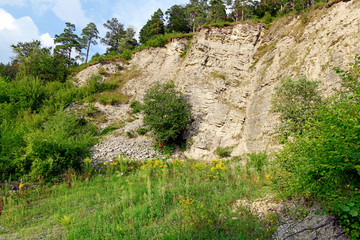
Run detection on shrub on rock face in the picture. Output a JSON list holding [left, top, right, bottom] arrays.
[[143, 82, 191, 144]]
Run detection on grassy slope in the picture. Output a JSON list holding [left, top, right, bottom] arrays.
[[1, 158, 276, 239]]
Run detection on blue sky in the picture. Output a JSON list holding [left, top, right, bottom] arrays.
[[0, 0, 189, 63]]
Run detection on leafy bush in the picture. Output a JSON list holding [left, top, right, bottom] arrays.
[[215, 147, 231, 157], [120, 49, 132, 60], [145, 35, 168, 48], [22, 111, 97, 181], [143, 82, 191, 144]]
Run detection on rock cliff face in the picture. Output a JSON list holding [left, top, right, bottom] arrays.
[[77, 0, 360, 160]]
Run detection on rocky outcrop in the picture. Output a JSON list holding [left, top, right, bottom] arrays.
[[76, 0, 360, 160]]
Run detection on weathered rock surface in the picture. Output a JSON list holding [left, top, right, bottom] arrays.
[[235, 197, 348, 240], [91, 135, 163, 162], [76, 0, 360, 160]]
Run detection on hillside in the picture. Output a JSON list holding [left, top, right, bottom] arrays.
[[75, 0, 360, 160], [1, 1, 359, 239]]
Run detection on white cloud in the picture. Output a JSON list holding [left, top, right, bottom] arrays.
[[40, 33, 55, 48], [51, 0, 89, 27], [0, 9, 53, 63]]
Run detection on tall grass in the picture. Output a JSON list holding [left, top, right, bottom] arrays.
[[0, 157, 275, 239]]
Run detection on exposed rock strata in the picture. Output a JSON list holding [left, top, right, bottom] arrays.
[[76, 0, 360, 160]]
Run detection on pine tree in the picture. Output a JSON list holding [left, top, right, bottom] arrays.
[[209, 0, 227, 23], [54, 22, 82, 61], [187, 0, 208, 32], [81, 22, 99, 63], [101, 18, 126, 54], [118, 27, 138, 53], [165, 4, 191, 33], [139, 9, 165, 44]]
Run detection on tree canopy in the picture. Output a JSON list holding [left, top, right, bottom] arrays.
[[54, 22, 82, 61], [101, 18, 126, 54]]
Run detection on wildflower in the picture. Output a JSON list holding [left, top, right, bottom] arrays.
[[111, 162, 118, 166], [104, 161, 109, 165], [84, 157, 92, 164], [121, 185, 124, 190], [19, 183, 24, 190]]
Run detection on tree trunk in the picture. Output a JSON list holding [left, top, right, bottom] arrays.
[[85, 39, 91, 63], [241, 1, 245, 21]]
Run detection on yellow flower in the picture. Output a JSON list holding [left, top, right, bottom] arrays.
[[125, 179, 130, 182], [19, 183, 24, 190], [104, 161, 109, 165], [84, 157, 92, 164], [111, 162, 118, 166], [121, 185, 124, 190]]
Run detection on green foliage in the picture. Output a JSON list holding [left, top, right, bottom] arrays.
[[245, 151, 268, 173], [143, 82, 191, 144], [140, 9, 165, 44], [54, 22, 82, 61], [165, 4, 191, 33], [136, 127, 149, 135], [273, 57, 360, 238], [209, 0, 228, 23], [98, 67, 107, 75], [97, 92, 129, 105], [81, 22, 100, 63], [179, 40, 191, 57], [0, 70, 104, 182], [144, 35, 168, 48], [12, 40, 69, 82], [101, 18, 126, 54], [271, 76, 322, 138], [120, 49, 132, 60], [22, 111, 96, 181], [118, 27, 138, 54], [100, 125, 119, 135], [215, 146, 231, 157], [130, 100, 143, 113], [136, 32, 193, 51], [261, 12, 274, 28]]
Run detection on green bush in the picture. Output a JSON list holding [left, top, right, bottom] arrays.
[[21, 111, 97, 181], [145, 35, 168, 48], [245, 151, 268, 173], [143, 82, 191, 144], [215, 147, 231, 158], [120, 49, 132, 60]]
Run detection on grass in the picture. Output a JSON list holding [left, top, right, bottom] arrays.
[[0, 157, 276, 239]]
